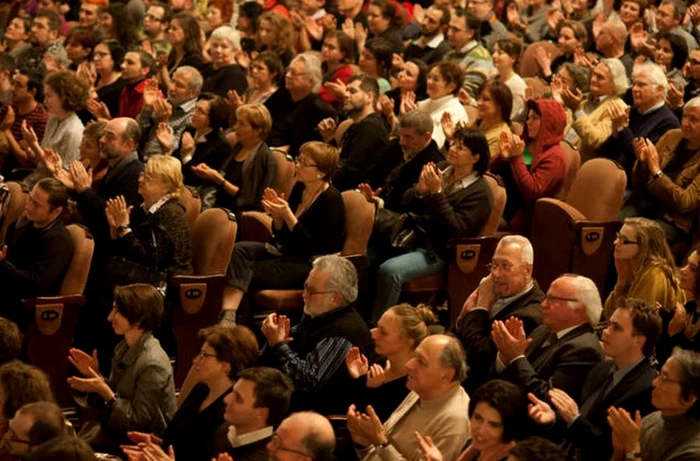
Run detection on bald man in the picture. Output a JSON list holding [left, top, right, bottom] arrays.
[[267, 412, 335, 461], [349, 335, 471, 461]]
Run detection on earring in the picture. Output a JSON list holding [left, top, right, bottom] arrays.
[[317, 174, 322, 178]]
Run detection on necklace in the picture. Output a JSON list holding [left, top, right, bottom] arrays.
[[295, 182, 328, 217]]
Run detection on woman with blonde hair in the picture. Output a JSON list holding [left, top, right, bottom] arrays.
[[220, 141, 346, 325], [192, 103, 276, 212], [256, 10, 295, 67], [346, 303, 437, 421], [603, 217, 684, 320], [105, 154, 193, 280]]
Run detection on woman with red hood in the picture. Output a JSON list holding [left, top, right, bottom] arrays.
[[492, 98, 567, 233]]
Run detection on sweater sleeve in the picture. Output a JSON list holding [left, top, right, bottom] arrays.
[[421, 180, 492, 239], [571, 100, 623, 151], [508, 151, 565, 201]]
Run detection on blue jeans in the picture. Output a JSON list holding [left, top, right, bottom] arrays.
[[371, 248, 445, 324]]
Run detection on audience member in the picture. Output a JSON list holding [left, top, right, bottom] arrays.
[[654, 0, 698, 52], [536, 21, 587, 81], [595, 21, 634, 76], [492, 38, 526, 121], [267, 412, 335, 460], [358, 38, 393, 93], [0, 178, 73, 326], [319, 31, 356, 108], [0, 319, 22, 366], [604, 217, 684, 320], [260, 255, 374, 414], [404, 4, 451, 65], [142, 2, 171, 42], [467, 80, 513, 158], [201, 26, 248, 97], [492, 274, 604, 400], [663, 247, 700, 356], [2, 16, 31, 59], [608, 347, 700, 461], [118, 50, 158, 120], [83, 40, 126, 122], [456, 235, 544, 393], [370, 128, 492, 322], [0, 402, 65, 460], [26, 436, 97, 461], [655, 32, 689, 90], [380, 59, 428, 117], [416, 61, 468, 147], [349, 334, 470, 461], [0, 361, 55, 435], [444, 8, 493, 73], [506, 437, 566, 461], [467, 0, 509, 52], [221, 142, 344, 324], [67, 284, 176, 448], [366, 0, 404, 54], [16, 10, 68, 78]]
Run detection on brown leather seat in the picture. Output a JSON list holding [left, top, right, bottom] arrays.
[[523, 77, 551, 99], [554, 141, 581, 199], [179, 186, 201, 230], [254, 190, 376, 314], [25, 224, 94, 407], [519, 41, 562, 78], [273, 150, 296, 198], [170, 208, 237, 387], [529, 158, 627, 294], [0, 182, 27, 244], [403, 174, 507, 323]]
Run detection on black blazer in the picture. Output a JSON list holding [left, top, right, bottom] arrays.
[[499, 324, 604, 401], [456, 281, 545, 393], [564, 359, 657, 461]]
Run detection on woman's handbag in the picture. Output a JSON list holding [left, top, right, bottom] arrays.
[[374, 208, 426, 251]]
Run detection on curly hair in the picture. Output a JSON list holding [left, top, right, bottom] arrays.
[[44, 70, 89, 112], [256, 10, 294, 55]]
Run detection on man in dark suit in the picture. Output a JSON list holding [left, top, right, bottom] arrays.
[[492, 274, 604, 401], [528, 298, 661, 461], [210, 367, 294, 460], [455, 235, 544, 393]]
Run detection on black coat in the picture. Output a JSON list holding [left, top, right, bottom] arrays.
[[497, 324, 604, 401], [456, 282, 545, 393]]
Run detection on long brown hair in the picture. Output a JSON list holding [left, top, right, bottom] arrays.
[[625, 217, 681, 294]]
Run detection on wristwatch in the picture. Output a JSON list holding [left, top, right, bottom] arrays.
[[116, 225, 130, 234]]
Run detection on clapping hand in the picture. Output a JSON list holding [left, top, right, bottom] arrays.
[[347, 404, 386, 447], [0, 105, 14, 131], [366, 362, 388, 388], [492, 317, 531, 364], [441, 112, 456, 142], [153, 99, 172, 123], [69, 160, 93, 192], [226, 90, 245, 111], [127, 432, 163, 446], [561, 86, 584, 111], [345, 347, 369, 379], [415, 432, 443, 461], [67, 366, 112, 400], [357, 183, 382, 203], [535, 46, 553, 75], [527, 392, 556, 425], [607, 407, 642, 452], [20, 119, 38, 146], [261, 313, 291, 346], [143, 79, 161, 109], [640, 138, 660, 172], [608, 103, 630, 132], [323, 79, 347, 100], [549, 388, 580, 423], [399, 91, 417, 115], [0, 245, 7, 261], [666, 81, 684, 109], [105, 195, 132, 230], [156, 122, 174, 152], [123, 442, 175, 461], [317, 117, 337, 143], [86, 99, 111, 120], [43, 147, 63, 175], [498, 131, 525, 159], [261, 187, 292, 221], [417, 162, 442, 195], [180, 132, 196, 162], [77, 61, 97, 87], [68, 348, 99, 377], [377, 94, 395, 118]]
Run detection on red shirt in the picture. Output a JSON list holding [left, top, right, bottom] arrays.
[[118, 78, 151, 119]]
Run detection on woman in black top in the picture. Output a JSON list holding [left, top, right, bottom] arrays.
[[381, 58, 428, 117], [366, 0, 405, 54], [180, 93, 232, 187], [98, 4, 138, 48], [345, 304, 436, 422], [256, 10, 295, 67], [127, 325, 260, 461], [83, 39, 126, 121], [201, 26, 248, 97], [221, 141, 346, 325], [191, 103, 276, 212], [160, 12, 205, 87]]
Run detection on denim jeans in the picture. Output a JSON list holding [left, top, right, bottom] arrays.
[[371, 248, 445, 324]]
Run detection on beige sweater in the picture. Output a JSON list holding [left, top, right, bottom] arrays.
[[571, 96, 627, 162], [359, 385, 471, 461]]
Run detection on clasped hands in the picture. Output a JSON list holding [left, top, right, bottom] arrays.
[[632, 137, 661, 173], [417, 162, 442, 195], [261, 187, 293, 221], [261, 313, 292, 346], [491, 317, 531, 364], [66, 348, 114, 401]]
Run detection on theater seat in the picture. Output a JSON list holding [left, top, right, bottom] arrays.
[[519, 41, 562, 78], [25, 224, 94, 407], [273, 150, 296, 198], [179, 186, 201, 230], [254, 190, 375, 316], [529, 158, 626, 294], [555, 141, 581, 199], [0, 182, 27, 245], [170, 208, 237, 387]]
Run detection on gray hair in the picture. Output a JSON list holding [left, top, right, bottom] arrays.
[[173, 65, 204, 93], [293, 53, 323, 93], [312, 255, 358, 306], [399, 109, 434, 134], [672, 347, 700, 418], [210, 25, 241, 51], [685, 97, 700, 112], [497, 235, 534, 265], [600, 58, 629, 96], [438, 335, 468, 382], [632, 62, 668, 99], [565, 275, 602, 327]]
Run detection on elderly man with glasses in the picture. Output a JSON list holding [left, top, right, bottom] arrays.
[[491, 273, 604, 402], [455, 235, 545, 393]]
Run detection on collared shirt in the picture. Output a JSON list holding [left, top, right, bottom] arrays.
[[441, 168, 479, 195], [138, 97, 198, 160], [412, 33, 445, 49], [227, 425, 273, 448], [639, 101, 666, 116], [488, 280, 535, 319], [144, 194, 172, 214], [495, 323, 582, 371]]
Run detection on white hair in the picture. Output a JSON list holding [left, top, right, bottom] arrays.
[[604, 20, 628, 45], [312, 255, 358, 306], [210, 26, 241, 51], [565, 275, 602, 327], [173, 65, 203, 93], [632, 62, 668, 99], [600, 58, 629, 96], [685, 96, 700, 112], [293, 52, 323, 93], [497, 235, 534, 265]]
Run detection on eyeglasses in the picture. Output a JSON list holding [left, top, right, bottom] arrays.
[[196, 350, 218, 360], [487, 261, 514, 273], [543, 294, 580, 303], [294, 156, 318, 168], [657, 369, 683, 385], [615, 232, 639, 245], [269, 433, 311, 458], [303, 283, 334, 297]]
